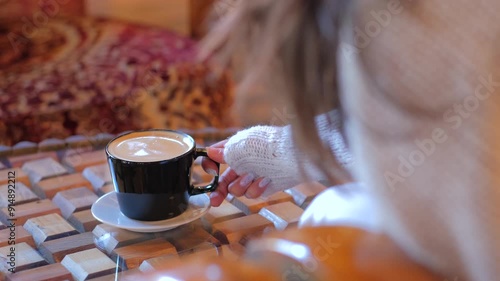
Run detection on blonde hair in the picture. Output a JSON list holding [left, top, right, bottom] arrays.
[[201, 0, 353, 184]]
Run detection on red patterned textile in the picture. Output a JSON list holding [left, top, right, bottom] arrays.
[[0, 17, 233, 145]]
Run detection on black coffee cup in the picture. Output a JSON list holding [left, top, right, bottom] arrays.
[[105, 130, 219, 221]]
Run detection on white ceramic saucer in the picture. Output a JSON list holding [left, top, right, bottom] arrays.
[[91, 191, 210, 233]]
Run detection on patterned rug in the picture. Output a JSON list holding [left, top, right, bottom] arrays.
[[0, 17, 233, 146]]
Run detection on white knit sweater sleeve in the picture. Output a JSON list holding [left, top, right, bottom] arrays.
[[223, 111, 352, 197]]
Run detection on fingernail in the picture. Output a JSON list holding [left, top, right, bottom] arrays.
[[207, 169, 218, 176], [210, 192, 220, 199], [207, 147, 215, 155], [207, 147, 222, 156], [239, 173, 255, 187], [259, 178, 271, 188]]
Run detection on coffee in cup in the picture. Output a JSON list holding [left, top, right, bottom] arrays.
[[106, 130, 219, 221], [107, 132, 191, 162]]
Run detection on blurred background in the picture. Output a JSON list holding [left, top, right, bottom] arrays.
[[0, 0, 278, 147]]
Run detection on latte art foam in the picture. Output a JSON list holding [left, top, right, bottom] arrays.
[[108, 132, 192, 162]]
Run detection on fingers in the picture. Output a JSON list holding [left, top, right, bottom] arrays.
[[204, 138, 273, 206], [227, 173, 256, 197], [205, 137, 273, 206], [209, 139, 228, 148], [210, 168, 238, 207], [201, 157, 219, 176], [206, 147, 226, 164], [202, 140, 228, 174], [245, 178, 271, 199], [209, 191, 225, 207], [209, 170, 272, 206], [227, 174, 271, 199]]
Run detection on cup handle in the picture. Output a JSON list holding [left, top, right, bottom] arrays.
[[190, 148, 220, 195]]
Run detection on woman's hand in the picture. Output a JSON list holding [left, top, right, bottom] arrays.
[[202, 140, 271, 207]]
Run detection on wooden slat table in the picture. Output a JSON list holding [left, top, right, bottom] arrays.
[[0, 130, 327, 280]]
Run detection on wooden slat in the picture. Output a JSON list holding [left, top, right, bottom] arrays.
[[178, 241, 219, 260], [38, 232, 96, 263], [60, 147, 94, 159], [284, 182, 327, 208], [0, 226, 35, 248], [97, 184, 114, 196], [38, 139, 66, 152], [0, 243, 47, 274], [21, 158, 69, 184], [212, 214, 274, 245], [62, 150, 107, 173], [5, 263, 72, 281], [92, 224, 153, 254], [0, 199, 60, 225], [61, 248, 117, 281], [88, 133, 115, 148], [8, 152, 59, 168], [33, 173, 93, 199], [231, 192, 294, 215], [0, 182, 38, 208], [82, 164, 112, 192], [82, 268, 142, 281], [52, 187, 98, 219], [155, 222, 220, 254], [23, 213, 79, 246], [258, 201, 304, 230], [138, 254, 181, 272], [22, 158, 68, 185], [63, 135, 93, 149], [0, 169, 30, 188], [68, 210, 101, 233], [113, 238, 177, 270], [201, 200, 245, 232], [11, 142, 38, 157]]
